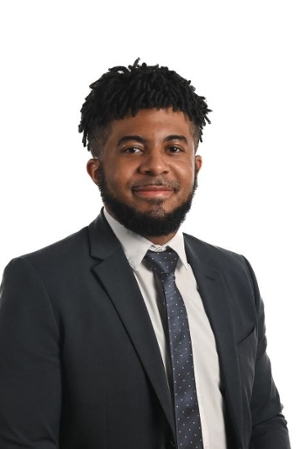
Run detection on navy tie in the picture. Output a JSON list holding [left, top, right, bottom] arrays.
[[145, 248, 203, 449]]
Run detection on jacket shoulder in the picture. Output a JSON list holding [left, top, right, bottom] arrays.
[[183, 233, 246, 269], [23, 226, 89, 264]]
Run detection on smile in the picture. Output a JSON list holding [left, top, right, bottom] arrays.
[[132, 185, 174, 199]]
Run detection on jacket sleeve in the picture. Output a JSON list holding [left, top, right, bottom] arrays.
[[0, 257, 61, 448], [244, 258, 291, 449]]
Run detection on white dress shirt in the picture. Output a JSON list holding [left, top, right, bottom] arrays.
[[104, 208, 227, 449]]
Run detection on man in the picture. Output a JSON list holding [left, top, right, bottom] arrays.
[[0, 59, 290, 449]]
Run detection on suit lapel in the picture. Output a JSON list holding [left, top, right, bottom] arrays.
[[88, 214, 175, 435], [184, 236, 243, 444]]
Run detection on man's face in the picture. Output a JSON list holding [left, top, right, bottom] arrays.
[[87, 108, 202, 243]]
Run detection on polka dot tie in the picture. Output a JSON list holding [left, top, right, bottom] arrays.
[[145, 248, 203, 449]]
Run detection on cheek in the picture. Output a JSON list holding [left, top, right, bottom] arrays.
[[109, 159, 134, 179], [180, 164, 196, 185], [105, 167, 133, 195]]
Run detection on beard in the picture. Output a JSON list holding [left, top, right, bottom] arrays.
[[96, 166, 198, 238]]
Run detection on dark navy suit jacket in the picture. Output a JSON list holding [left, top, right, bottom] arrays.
[[0, 213, 290, 448]]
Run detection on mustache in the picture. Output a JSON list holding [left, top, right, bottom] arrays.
[[131, 178, 181, 190]]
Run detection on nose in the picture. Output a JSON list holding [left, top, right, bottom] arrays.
[[139, 148, 169, 176]]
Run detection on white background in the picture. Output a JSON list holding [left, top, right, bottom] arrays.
[[0, 1, 298, 446]]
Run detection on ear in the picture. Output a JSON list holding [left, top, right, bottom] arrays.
[[87, 158, 101, 185], [195, 155, 202, 174]]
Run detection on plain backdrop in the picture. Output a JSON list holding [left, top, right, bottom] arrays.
[[0, 1, 298, 446]]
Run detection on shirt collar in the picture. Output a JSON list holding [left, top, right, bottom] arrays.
[[103, 208, 189, 271]]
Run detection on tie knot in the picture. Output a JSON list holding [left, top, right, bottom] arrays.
[[145, 248, 179, 274]]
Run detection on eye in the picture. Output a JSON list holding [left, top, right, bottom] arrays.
[[122, 147, 143, 154], [168, 146, 183, 153]]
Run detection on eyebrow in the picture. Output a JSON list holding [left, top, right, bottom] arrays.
[[117, 134, 189, 146], [117, 135, 147, 146], [164, 135, 188, 144]]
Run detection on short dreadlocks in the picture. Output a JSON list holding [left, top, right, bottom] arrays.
[[78, 58, 211, 157]]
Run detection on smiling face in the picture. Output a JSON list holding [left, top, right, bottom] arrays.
[[87, 108, 202, 244]]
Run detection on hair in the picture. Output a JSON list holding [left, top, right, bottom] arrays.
[[78, 58, 211, 157]]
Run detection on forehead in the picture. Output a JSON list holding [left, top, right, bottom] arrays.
[[106, 108, 195, 142]]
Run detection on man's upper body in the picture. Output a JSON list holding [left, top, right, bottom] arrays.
[[0, 210, 290, 449], [0, 59, 291, 448]]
